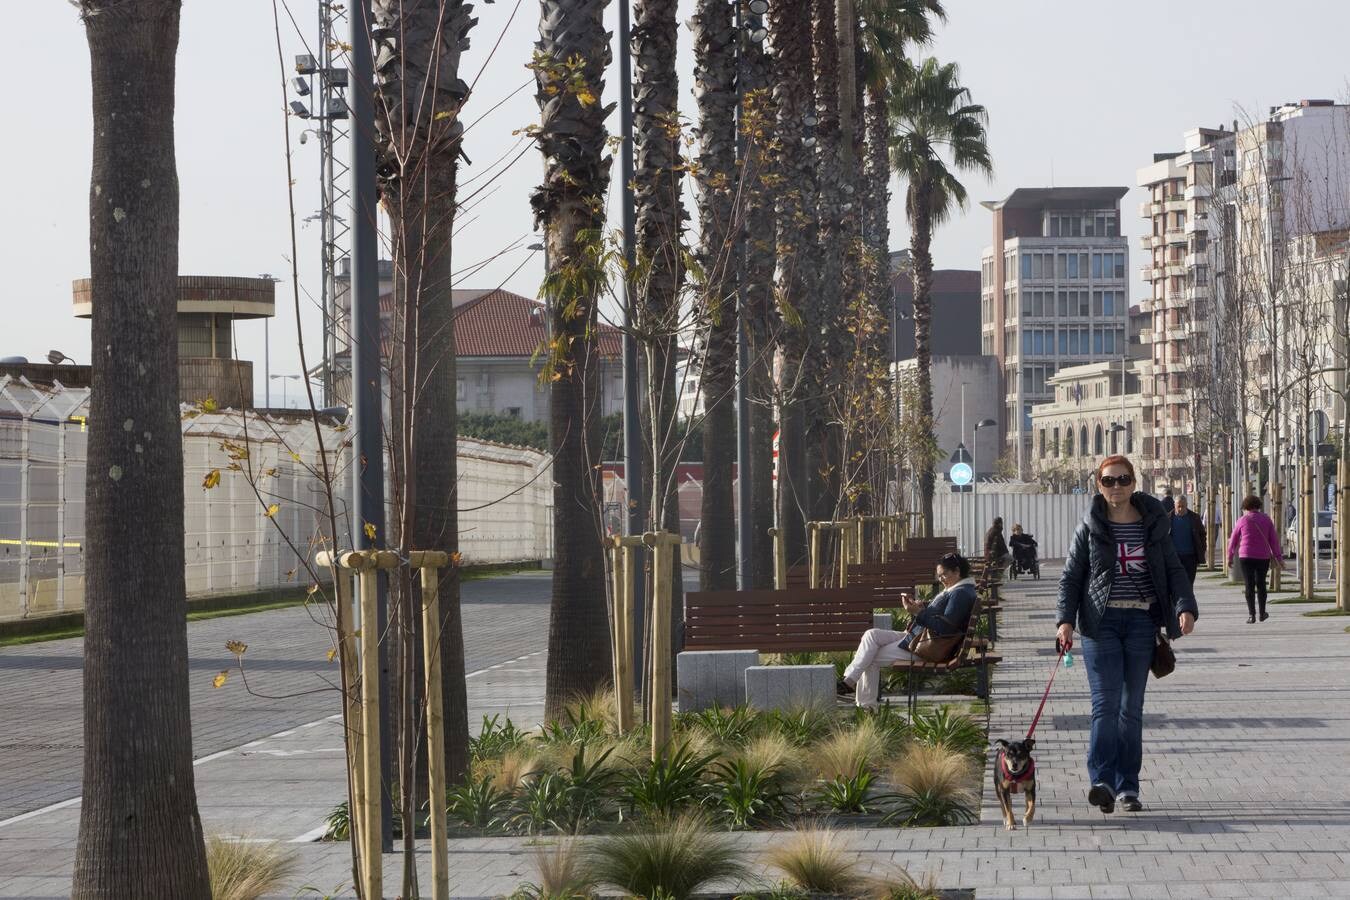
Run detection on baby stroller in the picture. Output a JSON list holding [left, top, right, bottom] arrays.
[[1009, 533, 1039, 580]]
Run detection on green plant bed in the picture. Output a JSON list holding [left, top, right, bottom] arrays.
[[322, 698, 987, 844], [1272, 595, 1335, 604], [1304, 607, 1350, 617]]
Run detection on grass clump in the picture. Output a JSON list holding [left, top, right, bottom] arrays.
[[909, 705, 985, 758], [882, 744, 979, 827], [587, 814, 748, 900], [206, 835, 298, 900], [763, 825, 863, 895], [809, 719, 888, 780], [511, 840, 597, 900], [864, 867, 942, 900]]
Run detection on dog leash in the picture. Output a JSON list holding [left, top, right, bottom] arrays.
[[1025, 648, 1065, 739]]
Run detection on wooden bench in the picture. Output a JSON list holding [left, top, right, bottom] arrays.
[[683, 586, 875, 653], [887, 610, 1002, 713], [846, 562, 938, 608], [889, 536, 958, 561]]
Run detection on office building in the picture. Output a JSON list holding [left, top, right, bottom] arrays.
[[980, 187, 1131, 477]]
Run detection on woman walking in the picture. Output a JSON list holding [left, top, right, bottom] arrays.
[[1057, 455, 1198, 814], [985, 516, 1011, 573], [1227, 495, 1284, 623]]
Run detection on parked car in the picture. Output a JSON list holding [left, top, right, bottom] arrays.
[[1285, 510, 1334, 557]]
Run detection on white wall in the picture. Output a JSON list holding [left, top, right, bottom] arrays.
[[934, 488, 1092, 560]]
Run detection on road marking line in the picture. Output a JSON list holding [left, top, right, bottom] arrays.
[[290, 822, 332, 843], [0, 796, 80, 828]]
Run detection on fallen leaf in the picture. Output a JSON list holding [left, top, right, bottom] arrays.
[[327, 648, 338, 662], [363, 522, 377, 542], [212, 670, 229, 688], [202, 469, 221, 490]]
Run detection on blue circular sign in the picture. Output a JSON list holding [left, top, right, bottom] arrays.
[[950, 462, 973, 486]]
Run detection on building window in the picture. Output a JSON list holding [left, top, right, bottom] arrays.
[[1066, 428, 1075, 456], [1021, 254, 1032, 279], [1039, 429, 1047, 459], [1056, 254, 1068, 279], [456, 378, 466, 401], [1080, 425, 1089, 454], [1094, 424, 1104, 455], [506, 406, 522, 419], [1053, 427, 1061, 457]]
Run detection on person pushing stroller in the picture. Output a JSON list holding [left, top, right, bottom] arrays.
[[1009, 523, 1039, 579]]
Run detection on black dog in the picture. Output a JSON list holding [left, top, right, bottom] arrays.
[[992, 737, 1036, 830]]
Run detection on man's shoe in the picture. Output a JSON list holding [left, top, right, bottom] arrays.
[[1247, 615, 1256, 624], [1119, 795, 1143, 812], [836, 679, 855, 697], [1259, 611, 1269, 622], [1088, 783, 1115, 813]]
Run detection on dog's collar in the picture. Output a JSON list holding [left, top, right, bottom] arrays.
[[999, 749, 1035, 784]]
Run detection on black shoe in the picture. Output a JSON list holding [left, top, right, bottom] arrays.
[[1119, 795, 1143, 812], [1247, 615, 1256, 624], [1088, 783, 1115, 813], [1259, 611, 1269, 622], [836, 679, 855, 696]]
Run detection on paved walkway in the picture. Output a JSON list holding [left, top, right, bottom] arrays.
[[3, 567, 1349, 898]]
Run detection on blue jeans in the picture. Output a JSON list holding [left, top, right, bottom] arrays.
[[1081, 607, 1155, 798]]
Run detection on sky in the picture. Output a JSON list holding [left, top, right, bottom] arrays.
[[6, 0, 1350, 406]]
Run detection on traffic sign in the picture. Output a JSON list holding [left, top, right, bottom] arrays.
[[950, 461, 973, 486]]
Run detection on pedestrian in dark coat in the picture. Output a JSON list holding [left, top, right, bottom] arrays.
[[1057, 455, 1199, 814], [1170, 495, 1207, 586]]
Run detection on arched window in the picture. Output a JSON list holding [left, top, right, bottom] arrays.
[[1094, 424, 1104, 455], [1079, 426, 1089, 457], [1065, 428, 1074, 457]]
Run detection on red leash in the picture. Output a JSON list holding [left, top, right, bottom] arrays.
[[1025, 648, 1065, 739]]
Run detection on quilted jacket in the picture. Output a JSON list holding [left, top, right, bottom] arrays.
[[1057, 492, 1200, 640]]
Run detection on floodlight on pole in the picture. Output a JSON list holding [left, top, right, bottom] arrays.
[[289, 100, 312, 119], [292, 76, 312, 97], [47, 350, 75, 366]]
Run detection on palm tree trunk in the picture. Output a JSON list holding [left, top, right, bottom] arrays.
[[692, 0, 737, 591], [634, 0, 687, 661], [74, 1, 210, 896], [742, 30, 779, 588], [770, 0, 817, 565], [533, 0, 614, 720], [810, 0, 845, 524], [864, 89, 894, 511], [910, 181, 936, 536]]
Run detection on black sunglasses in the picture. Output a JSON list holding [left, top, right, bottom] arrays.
[[1099, 474, 1134, 488]]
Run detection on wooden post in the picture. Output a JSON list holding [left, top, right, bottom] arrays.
[[1338, 459, 1349, 610], [357, 563, 382, 900], [643, 531, 680, 758], [769, 528, 786, 590], [1270, 482, 1283, 593], [412, 550, 451, 900], [808, 523, 821, 589], [900, 513, 910, 551], [1222, 489, 1235, 583], [608, 538, 637, 733]]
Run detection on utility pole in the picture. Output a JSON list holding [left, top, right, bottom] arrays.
[[617, 0, 645, 689], [348, 0, 392, 851]]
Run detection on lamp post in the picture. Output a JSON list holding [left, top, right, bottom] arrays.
[[270, 374, 303, 409], [973, 418, 996, 545], [1109, 421, 1126, 455], [47, 350, 77, 366]]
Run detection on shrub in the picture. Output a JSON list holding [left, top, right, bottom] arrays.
[[685, 705, 760, 747], [445, 778, 514, 833], [732, 732, 803, 783], [557, 745, 621, 833], [471, 714, 530, 762], [881, 744, 979, 827], [321, 801, 350, 841], [206, 835, 298, 900], [625, 741, 718, 819], [586, 814, 748, 900], [511, 771, 574, 834], [849, 704, 911, 750], [764, 706, 833, 747], [865, 867, 942, 900], [814, 764, 883, 814], [510, 839, 597, 899], [762, 826, 863, 895], [929, 667, 978, 696], [710, 757, 790, 828], [809, 720, 888, 780], [489, 747, 547, 791], [909, 705, 985, 757]]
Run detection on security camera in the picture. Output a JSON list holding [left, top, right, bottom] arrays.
[[299, 131, 309, 145]]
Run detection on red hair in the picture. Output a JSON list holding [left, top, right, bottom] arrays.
[[1096, 454, 1136, 483]]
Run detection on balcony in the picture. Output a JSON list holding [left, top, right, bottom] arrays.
[[1139, 265, 1156, 281], [1184, 251, 1206, 268], [1166, 327, 1189, 342], [1187, 283, 1210, 300], [1165, 391, 1188, 405], [1165, 263, 1186, 278], [1165, 228, 1187, 245], [1184, 182, 1211, 201], [1138, 233, 1157, 251], [1165, 196, 1188, 213], [1138, 328, 1155, 343], [1139, 200, 1162, 219], [1184, 213, 1209, 234]]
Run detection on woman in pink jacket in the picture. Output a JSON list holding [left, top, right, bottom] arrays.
[[1227, 495, 1284, 623]]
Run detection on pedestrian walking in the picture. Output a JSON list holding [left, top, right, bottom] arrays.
[[1227, 495, 1284, 624], [1170, 495, 1206, 586], [1057, 454, 1198, 814], [1160, 487, 1175, 516]]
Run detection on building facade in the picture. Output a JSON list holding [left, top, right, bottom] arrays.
[[1028, 361, 1145, 492], [890, 251, 982, 361], [893, 355, 1001, 479], [980, 187, 1131, 478]]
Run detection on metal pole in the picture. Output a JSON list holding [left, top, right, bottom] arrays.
[[617, 0, 645, 690], [264, 318, 270, 408], [734, 1, 752, 588], [349, 0, 393, 852]]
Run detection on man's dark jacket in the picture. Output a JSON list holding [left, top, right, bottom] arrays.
[[1057, 492, 1200, 640]]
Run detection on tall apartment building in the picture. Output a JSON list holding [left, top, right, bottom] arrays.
[[980, 187, 1131, 477], [1136, 127, 1229, 492], [1142, 100, 1350, 494]]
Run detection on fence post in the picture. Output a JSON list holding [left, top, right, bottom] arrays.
[[608, 537, 637, 733], [1270, 482, 1283, 593], [769, 528, 786, 590], [411, 550, 451, 900], [808, 523, 821, 589]]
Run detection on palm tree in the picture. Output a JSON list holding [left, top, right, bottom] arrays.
[[888, 57, 992, 534], [532, 0, 615, 720], [371, 0, 477, 870], [691, 0, 737, 590], [72, 1, 211, 896], [633, 0, 688, 653], [769, 0, 818, 567]]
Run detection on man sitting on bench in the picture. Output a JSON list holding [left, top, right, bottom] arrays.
[[838, 553, 978, 708]]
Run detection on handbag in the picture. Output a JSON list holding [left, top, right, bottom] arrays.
[[909, 627, 964, 663], [1151, 630, 1176, 678]]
